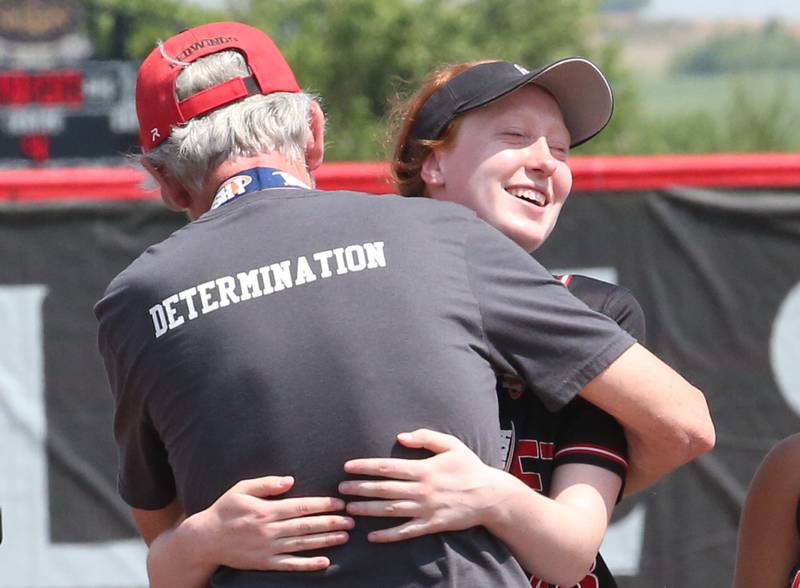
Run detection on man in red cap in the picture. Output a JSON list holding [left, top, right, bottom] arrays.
[[96, 21, 713, 588]]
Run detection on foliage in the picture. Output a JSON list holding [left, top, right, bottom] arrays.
[[723, 77, 800, 152], [83, 0, 226, 60], [672, 21, 800, 75], [243, 0, 607, 160], [81, 0, 800, 159], [611, 74, 800, 155]]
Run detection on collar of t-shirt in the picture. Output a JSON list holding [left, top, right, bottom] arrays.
[[210, 167, 310, 211]]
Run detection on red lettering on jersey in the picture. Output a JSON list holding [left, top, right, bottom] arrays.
[[529, 562, 599, 587], [511, 440, 543, 491], [791, 570, 800, 588], [510, 440, 557, 492]]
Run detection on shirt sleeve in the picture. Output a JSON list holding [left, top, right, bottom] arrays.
[[96, 277, 177, 510], [463, 218, 636, 412]]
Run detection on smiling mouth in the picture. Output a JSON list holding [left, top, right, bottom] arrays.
[[506, 187, 546, 207]]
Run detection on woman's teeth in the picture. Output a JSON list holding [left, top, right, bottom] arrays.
[[506, 187, 545, 206]]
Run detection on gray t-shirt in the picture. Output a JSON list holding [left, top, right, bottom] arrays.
[[96, 188, 634, 588]]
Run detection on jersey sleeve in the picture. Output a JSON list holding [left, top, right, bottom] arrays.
[[463, 218, 636, 412], [599, 286, 646, 344], [96, 276, 177, 510], [562, 274, 646, 344], [554, 397, 628, 481], [550, 276, 647, 487]]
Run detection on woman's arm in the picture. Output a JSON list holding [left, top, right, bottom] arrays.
[[487, 461, 620, 584], [140, 476, 353, 588], [734, 434, 800, 588], [339, 429, 621, 586]]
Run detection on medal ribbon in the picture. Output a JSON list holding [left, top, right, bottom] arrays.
[[210, 167, 310, 210]]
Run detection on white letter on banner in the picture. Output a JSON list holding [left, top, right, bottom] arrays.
[[771, 281, 800, 414], [0, 285, 147, 586]]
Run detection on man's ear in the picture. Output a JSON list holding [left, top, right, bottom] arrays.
[[420, 150, 445, 187], [305, 100, 326, 171], [141, 158, 192, 212]]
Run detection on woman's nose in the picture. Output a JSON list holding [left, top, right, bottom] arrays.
[[525, 140, 558, 176]]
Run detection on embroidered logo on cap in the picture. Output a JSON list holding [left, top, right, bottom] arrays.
[[169, 36, 239, 69]]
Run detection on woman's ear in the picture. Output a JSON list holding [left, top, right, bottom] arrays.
[[420, 150, 445, 187], [305, 100, 326, 171], [141, 158, 192, 212]]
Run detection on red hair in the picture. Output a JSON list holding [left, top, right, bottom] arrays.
[[390, 61, 494, 197]]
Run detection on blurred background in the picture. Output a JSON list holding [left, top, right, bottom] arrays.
[[0, 1, 799, 587], [0, 0, 798, 165]]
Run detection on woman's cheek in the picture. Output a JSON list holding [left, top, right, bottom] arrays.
[[554, 166, 573, 203]]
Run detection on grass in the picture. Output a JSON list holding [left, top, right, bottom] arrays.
[[635, 70, 800, 122]]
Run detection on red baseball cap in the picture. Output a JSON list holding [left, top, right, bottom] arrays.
[[136, 21, 301, 151]]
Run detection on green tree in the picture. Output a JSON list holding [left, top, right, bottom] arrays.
[[83, 0, 226, 60], [81, 0, 674, 158], [244, 0, 616, 160]]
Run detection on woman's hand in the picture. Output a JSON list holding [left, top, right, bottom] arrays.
[[340, 429, 622, 586], [339, 429, 508, 542]]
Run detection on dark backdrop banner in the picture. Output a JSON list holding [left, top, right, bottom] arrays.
[[1, 189, 798, 587]]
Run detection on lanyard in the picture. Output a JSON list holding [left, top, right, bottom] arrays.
[[210, 167, 310, 211]]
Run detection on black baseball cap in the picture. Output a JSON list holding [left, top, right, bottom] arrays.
[[410, 58, 614, 148]]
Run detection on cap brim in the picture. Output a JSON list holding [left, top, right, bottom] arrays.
[[410, 57, 613, 147], [529, 58, 614, 148]]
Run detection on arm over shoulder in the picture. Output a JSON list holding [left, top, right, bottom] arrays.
[[462, 219, 636, 412]]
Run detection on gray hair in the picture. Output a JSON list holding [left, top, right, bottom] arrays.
[[143, 50, 317, 194]]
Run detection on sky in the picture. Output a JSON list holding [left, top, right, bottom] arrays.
[[643, 0, 800, 21]]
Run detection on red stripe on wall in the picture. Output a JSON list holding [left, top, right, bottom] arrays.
[[572, 153, 800, 191], [0, 153, 798, 202]]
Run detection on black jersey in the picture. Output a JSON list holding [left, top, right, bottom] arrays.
[[498, 274, 646, 588]]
